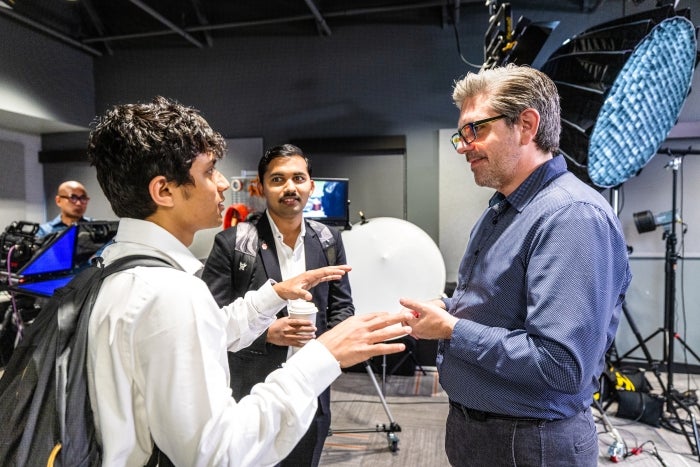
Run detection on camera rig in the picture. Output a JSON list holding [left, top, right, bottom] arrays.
[[0, 221, 49, 273]]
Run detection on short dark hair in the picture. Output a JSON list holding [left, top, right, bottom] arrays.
[[86, 96, 226, 219], [257, 144, 312, 184]]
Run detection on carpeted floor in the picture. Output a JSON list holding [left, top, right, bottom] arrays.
[[323, 366, 450, 467], [3, 359, 698, 465], [321, 368, 700, 466]]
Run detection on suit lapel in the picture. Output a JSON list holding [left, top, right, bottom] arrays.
[[257, 215, 283, 283]]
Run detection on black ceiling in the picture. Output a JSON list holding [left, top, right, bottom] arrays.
[[0, 0, 606, 57]]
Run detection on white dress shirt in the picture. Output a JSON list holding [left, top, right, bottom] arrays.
[[266, 211, 309, 359], [266, 210, 307, 281], [86, 218, 341, 467]]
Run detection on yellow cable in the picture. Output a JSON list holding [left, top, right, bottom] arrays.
[[47, 443, 62, 467]]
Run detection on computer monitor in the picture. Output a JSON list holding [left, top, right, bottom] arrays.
[[16, 225, 77, 278], [12, 276, 75, 297], [6, 225, 79, 297], [6, 221, 118, 298], [303, 178, 349, 228]]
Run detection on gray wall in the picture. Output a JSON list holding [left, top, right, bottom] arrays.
[[0, 14, 94, 130]]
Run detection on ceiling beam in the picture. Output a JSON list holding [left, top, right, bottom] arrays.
[[129, 0, 203, 48], [0, 6, 102, 56], [86, 0, 454, 43], [189, 0, 213, 47], [304, 0, 332, 36], [81, 0, 114, 55]]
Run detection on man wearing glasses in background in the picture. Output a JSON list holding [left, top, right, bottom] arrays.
[[37, 180, 93, 238]]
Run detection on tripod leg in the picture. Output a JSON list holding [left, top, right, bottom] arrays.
[[362, 361, 402, 453], [614, 303, 668, 397], [664, 393, 700, 460], [387, 351, 411, 378], [673, 335, 700, 365], [410, 351, 427, 376], [615, 303, 661, 367], [330, 360, 401, 453], [363, 360, 397, 426]]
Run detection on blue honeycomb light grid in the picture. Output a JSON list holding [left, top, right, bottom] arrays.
[[588, 16, 697, 188]]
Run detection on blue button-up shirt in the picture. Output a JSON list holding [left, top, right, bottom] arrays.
[[37, 214, 92, 238], [440, 155, 631, 419]]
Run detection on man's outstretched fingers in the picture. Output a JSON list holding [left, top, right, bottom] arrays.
[[365, 342, 407, 358]]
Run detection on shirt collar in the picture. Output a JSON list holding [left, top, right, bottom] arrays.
[[50, 215, 91, 227], [488, 192, 508, 213], [265, 210, 306, 245], [493, 154, 568, 213], [109, 218, 204, 275]]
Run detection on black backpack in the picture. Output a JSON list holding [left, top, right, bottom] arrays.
[[0, 255, 173, 467]]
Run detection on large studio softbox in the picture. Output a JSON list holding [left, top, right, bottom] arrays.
[[540, 5, 698, 189]]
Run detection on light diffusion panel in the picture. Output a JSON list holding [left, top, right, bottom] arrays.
[[541, 6, 697, 188], [341, 217, 445, 316]]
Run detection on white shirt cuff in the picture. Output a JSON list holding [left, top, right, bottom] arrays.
[[283, 339, 341, 395]]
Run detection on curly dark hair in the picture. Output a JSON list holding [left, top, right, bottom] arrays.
[[257, 143, 312, 184], [86, 96, 226, 219]]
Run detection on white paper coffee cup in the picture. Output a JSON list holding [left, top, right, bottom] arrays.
[[287, 299, 318, 322], [287, 300, 318, 350]]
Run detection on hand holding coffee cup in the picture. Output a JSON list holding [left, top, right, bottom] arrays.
[[287, 299, 318, 348]]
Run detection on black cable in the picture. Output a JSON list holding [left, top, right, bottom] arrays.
[[624, 440, 669, 466], [451, 4, 482, 70], [618, 184, 625, 214]]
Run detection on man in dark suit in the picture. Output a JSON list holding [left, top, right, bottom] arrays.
[[202, 144, 354, 467]]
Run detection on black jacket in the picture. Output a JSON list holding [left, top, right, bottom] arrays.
[[201, 214, 354, 414]]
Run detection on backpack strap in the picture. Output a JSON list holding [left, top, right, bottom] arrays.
[[93, 256, 179, 467], [4, 254, 177, 467], [306, 219, 337, 266], [231, 223, 259, 299], [97, 254, 176, 276], [230, 219, 338, 298], [233, 222, 260, 257]]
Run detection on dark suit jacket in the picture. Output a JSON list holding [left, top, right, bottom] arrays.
[[201, 214, 354, 414]]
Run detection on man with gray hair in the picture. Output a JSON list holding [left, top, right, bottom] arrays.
[[401, 64, 631, 466]]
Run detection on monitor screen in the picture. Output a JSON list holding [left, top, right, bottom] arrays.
[[18, 225, 78, 277], [13, 275, 75, 298], [303, 178, 349, 228]]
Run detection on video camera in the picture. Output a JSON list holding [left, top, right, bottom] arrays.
[[0, 222, 49, 272], [0, 220, 118, 297]]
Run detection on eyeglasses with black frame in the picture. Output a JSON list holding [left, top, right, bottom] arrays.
[[59, 194, 90, 204], [450, 114, 507, 150]]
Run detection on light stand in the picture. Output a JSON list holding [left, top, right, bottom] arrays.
[[606, 186, 666, 379], [333, 216, 445, 453], [619, 150, 700, 459], [658, 153, 700, 458], [329, 359, 401, 452]]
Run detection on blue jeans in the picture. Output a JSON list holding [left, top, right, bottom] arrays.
[[445, 402, 598, 466]]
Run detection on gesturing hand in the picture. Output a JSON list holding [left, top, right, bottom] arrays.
[[273, 265, 352, 301], [317, 311, 413, 368], [399, 298, 457, 340]]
